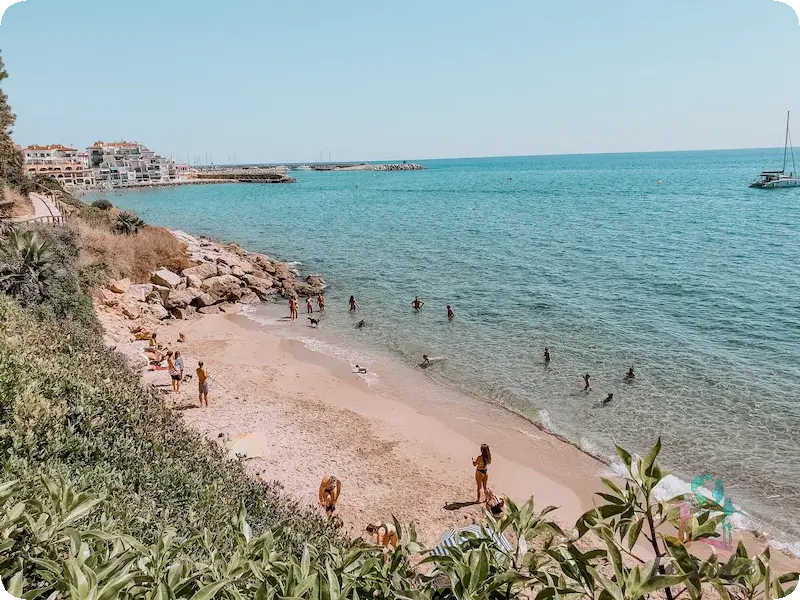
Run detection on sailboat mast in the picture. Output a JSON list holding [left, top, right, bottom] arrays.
[[783, 111, 789, 173]]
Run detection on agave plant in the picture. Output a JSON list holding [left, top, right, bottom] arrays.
[[0, 228, 60, 301], [113, 212, 146, 235]]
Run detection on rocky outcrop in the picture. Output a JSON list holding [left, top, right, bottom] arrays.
[[97, 230, 327, 327]]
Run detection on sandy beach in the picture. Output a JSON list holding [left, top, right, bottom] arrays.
[[96, 301, 800, 573]]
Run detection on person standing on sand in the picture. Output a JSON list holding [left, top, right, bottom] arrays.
[[544, 347, 551, 363], [197, 361, 209, 407], [349, 295, 358, 312], [306, 298, 313, 314], [447, 305, 455, 321], [319, 475, 342, 518], [473, 444, 492, 502], [174, 351, 184, 392], [318, 294, 325, 311], [167, 351, 180, 392], [583, 373, 591, 391], [412, 296, 424, 310], [366, 522, 398, 549]]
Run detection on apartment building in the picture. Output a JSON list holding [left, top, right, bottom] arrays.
[[23, 144, 96, 188], [88, 141, 189, 188]]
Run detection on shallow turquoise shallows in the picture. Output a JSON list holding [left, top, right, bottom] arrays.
[[96, 150, 800, 547]]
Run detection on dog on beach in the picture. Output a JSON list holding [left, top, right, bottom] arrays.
[[308, 317, 321, 327]]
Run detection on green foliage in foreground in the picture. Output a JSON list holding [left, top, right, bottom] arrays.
[[113, 212, 147, 236], [0, 223, 797, 599]]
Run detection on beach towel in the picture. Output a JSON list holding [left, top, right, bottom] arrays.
[[429, 525, 513, 557]]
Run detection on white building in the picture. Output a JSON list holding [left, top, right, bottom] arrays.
[[88, 141, 190, 188], [23, 144, 96, 189]]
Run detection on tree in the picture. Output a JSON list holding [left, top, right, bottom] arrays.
[[0, 50, 27, 191]]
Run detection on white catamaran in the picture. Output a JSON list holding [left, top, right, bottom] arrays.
[[749, 111, 799, 188]]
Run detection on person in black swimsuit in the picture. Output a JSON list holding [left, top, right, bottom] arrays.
[[472, 444, 492, 503], [583, 373, 591, 391], [544, 347, 551, 363]]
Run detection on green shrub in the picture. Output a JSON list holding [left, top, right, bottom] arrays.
[[114, 212, 146, 235], [91, 198, 113, 210]]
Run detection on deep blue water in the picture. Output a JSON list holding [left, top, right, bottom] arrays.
[[94, 150, 800, 544]]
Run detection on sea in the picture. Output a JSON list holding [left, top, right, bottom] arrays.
[[89, 149, 800, 551]]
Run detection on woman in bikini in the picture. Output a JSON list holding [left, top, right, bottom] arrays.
[[349, 295, 358, 312], [318, 475, 342, 518], [318, 294, 325, 311], [473, 443, 492, 502], [365, 522, 398, 549]]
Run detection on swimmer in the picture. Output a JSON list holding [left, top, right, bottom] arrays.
[[544, 347, 551, 363], [356, 319, 366, 329], [447, 305, 455, 321], [601, 393, 614, 405], [583, 373, 591, 391], [625, 366, 635, 380], [411, 296, 424, 310], [354, 364, 368, 374], [349, 295, 358, 312]]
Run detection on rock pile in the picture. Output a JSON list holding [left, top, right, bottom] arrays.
[[96, 230, 326, 325]]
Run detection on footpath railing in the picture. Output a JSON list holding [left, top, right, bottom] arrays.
[[9, 214, 68, 226]]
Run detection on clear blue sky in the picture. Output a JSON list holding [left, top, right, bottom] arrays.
[[1, 0, 799, 163]]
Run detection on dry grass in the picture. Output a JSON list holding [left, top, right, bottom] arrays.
[[73, 220, 194, 283], [3, 184, 34, 218]]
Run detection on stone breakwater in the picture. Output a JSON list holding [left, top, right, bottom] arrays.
[[95, 230, 326, 326]]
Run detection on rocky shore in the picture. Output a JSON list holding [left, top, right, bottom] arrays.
[[95, 230, 325, 327]]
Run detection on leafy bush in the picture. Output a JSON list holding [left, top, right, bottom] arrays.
[[0, 228, 63, 305], [91, 198, 113, 210], [113, 212, 146, 235]]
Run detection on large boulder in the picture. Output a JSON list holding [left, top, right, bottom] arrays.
[[239, 291, 260, 305], [217, 302, 237, 313], [126, 284, 153, 303], [149, 303, 170, 320], [182, 263, 218, 281], [165, 288, 203, 309], [201, 274, 245, 301], [217, 263, 232, 276], [192, 292, 216, 308], [251, 286, 279, 301], [147, 285, 170, 305], [244, 274, 273, 289], [198, 305, 221, 315], [170, 306, 196, 320], [231, 266, 246, 278], [185, 274, 203, 289], [99, 289, 120, 307], [120, 301, 141, 320], [151, 269, 182, 289], [107, 278, 131, 294]]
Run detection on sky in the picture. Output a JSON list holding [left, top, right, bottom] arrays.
[[1, 0, 799, 163]]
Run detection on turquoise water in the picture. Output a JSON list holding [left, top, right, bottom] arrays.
[[96, 150, 800, 545]]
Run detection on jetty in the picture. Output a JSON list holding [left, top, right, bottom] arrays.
[[191, 166, 295, 184], [286, 162, 425, 172]]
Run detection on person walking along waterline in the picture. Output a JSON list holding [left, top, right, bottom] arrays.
[[472, 444, 492, 502], [318, 293, 325, 311], [544, 347, 551, 363], [306, 298, 313, 314], [349, 295, 358, 312], [583, 373, 591, 391], [197, 361, 209, 407]]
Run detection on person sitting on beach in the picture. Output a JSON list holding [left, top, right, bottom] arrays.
[[306, 298, 314, 314], [349, 295, 358, 312], [366, 522, 398, 549], [544, 347, 551, 363], [625, 366, 635, 380], [149, 332, 158, 349], [319, 475, 342, 517], [583, 373, 591, 391], [178, 332, 186, 343], [473, 444, 492, 503], [318, 294, 325, 312], [447, 305, 455, 321], [197, 361, 209, 407], [412, 296, 424, 311], [485, 488, 505, 516]]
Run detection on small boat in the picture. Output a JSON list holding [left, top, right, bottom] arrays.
[[750, 111, 800, 188]]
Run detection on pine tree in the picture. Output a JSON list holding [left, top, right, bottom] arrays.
[[0, 50, 27, 190]]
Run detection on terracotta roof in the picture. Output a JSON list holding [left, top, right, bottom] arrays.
[[25, 144, 78, 152]]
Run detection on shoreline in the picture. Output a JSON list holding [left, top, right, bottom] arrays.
[[92, 227, 800, 573]]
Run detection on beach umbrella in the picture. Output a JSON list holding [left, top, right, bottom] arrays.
[[429, 524, 513, 557]]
